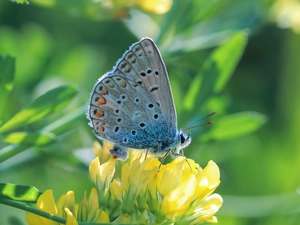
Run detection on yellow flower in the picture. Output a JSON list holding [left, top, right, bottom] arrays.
[[26, 190, 60, 225], [89, 142, 223, 224], [26, 189, 109, 225], [93, 141, 111, 164], [89, 156, 116, 207], [159, 160, 223, 224], [272, 0, 300, 33], [136, 0, 173, 14]]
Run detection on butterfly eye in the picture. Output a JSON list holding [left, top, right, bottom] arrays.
[[180, 134, 185, 144]]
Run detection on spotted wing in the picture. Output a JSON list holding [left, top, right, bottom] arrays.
[[88, 74, 169, 149], [112, 38, 177, 137]]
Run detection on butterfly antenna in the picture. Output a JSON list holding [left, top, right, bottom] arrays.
[[183, 111, 215, 132]]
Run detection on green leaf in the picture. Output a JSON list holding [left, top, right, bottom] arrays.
[[200, 111, 267, 141], [0, 56, 15, 119], [1, 131, 55, 146], [0, 183, 42, 203], [213, 31, 248, 92], [0, 85, 78, 133], [183, 31, 247, 111]]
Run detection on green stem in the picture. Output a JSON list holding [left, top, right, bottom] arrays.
[[0, 198, 66, 223], [0, 198, 132, 225]]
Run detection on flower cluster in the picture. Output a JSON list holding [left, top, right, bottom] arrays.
[[27, 142, 223, 224], [26, 188, 109, 225], [90, 142, 223, 224]]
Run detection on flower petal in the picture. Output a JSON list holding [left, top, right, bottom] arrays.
[[161, 175, 196, 219], [65, 208, 79, 225]]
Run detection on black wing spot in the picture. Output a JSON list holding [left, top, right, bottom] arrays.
[[140, 123, 146, 128], [155, 71, 159, 75], [123, 138, 128, 143], [117, 118, 122, 123], [150, 86, 158, 92], [116, 77, 121, 81], [114, 126, 120, 132], [140, 72, 146, 77], [104, 79, 110, 84], [135, 98, 140, 103], [117, 100, 121, 104], [132, 130, 136, 135], [147, 69, 152, 74], [121, 94, 126, 99], [115, 109, 120, 114], [154, 114, 159, 119], [120, 62, 127, 69], [137, 80, 143, 85], [148, 103, 154, 108]]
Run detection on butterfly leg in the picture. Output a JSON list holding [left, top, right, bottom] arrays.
[[138, 149, 149, 161], [109, 145, 128, 161], [144, 148, 149, 160]]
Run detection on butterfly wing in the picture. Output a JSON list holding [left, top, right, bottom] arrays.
[[114, 38, 178, 137], [88, 38, 177, 152], [89, 74, 169, 149]]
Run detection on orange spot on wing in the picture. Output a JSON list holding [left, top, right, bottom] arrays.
[[120, 81, 127, 87], [100, 87, 108, 95], [98, 122, 105, 132], [96, 110, 104, 118], [97, 97, 106, 105], [124, 66, 131, 73]]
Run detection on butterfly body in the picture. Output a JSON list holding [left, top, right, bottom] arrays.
[[88, 37, 191, 160]]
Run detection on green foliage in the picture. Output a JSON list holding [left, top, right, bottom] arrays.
[[200, 111, 267, 142], [1, 0, 299, 225], [0, 56, 15, 119], [183, 31, 248, 111], [0, 85, 78, 133], [0, 183, 41, 203]]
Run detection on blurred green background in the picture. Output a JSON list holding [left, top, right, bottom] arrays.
[[1, 0, 300, 224]]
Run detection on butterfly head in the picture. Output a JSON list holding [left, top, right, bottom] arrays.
[[168, 130, 191, 158], [179, 131, 191, 149]]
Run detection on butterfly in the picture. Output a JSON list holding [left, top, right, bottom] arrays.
[[88, 37, 191, 161]]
